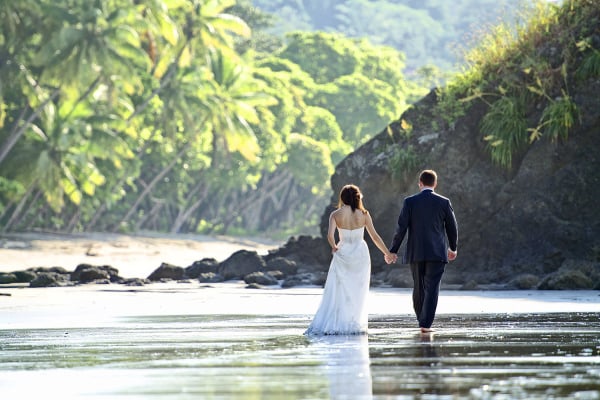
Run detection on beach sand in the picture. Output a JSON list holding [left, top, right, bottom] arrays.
[[0, 231, 281, 279], [1, 231, 598, 329], [2, 233, 598, 399]]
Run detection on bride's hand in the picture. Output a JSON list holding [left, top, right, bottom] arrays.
[[331, 246, 339, 254]]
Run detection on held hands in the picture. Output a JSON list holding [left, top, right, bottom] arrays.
[[448, 248, 457, 261], [384, 253, 398, 265]]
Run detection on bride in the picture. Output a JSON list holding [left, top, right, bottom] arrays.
[[305, 184, 394, 335]]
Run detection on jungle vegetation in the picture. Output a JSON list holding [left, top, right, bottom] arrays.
[[1, 0, 593, 238], [0, 0, 423, 237]]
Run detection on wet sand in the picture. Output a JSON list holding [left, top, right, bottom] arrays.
[[0, 284, 599, 399], [1, 233, 599, 398]]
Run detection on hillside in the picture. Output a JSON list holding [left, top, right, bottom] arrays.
[[251, 0, 521, 74]]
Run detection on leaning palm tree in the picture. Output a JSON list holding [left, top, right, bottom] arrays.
[[0, 0, 149, 167], [164, 49, 278, 234]]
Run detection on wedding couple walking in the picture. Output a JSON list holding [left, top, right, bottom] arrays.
[[305, 169, 458, 335]]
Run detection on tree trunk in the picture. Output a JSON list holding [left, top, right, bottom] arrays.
[[111, 145, 188, 232], [83, 42, 191, 232], [169, 182, 210, 233], [2, 182, 38, 232], [66, 207, 81, 233], [135, 198, 165, 231], [0, 89, 60, 166], [220, 170, 293, 232]]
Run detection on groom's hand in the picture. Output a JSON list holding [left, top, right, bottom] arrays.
[[448, 248, 457, 261]]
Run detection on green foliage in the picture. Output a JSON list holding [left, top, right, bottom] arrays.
[[277, 32, 416, 148], [575, 40, 600, 80], [481, 96, 528, 167], [439, 0, 596, 169], [278, 32, 360, 84], [533, 93, 580, 143], [389, 145, 419, 181], [0, 0, 422, 236], [285, 133, 334, 194]]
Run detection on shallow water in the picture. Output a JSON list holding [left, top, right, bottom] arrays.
[[1, 311, 599, 399]]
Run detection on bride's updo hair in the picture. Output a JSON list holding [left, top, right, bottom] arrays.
[[338, 184, 366, 213]]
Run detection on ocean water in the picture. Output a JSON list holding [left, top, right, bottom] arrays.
[[0, 284, 598, 399]]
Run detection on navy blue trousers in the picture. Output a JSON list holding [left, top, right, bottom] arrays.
[[410, 261, 446, 329]]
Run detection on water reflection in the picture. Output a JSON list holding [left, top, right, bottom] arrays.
[[417, 332, 439, 359], [0, 313, 598, 399], [308, 335, 373, 399]]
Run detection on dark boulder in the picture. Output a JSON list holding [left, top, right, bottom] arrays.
[[71, 264, 121, 283], [265, 257, 298, 276], [218, 250, 266, 280], [122, 278, 148, 286], [537, 259, 599, 289], [185, 258, 219, 279], [198, 272, 224, 283], [147, 262, 185, 281], [265, 236, 330, 274], [79, 268, 110, 283], [244, 271, 279, 286], [282, 271, 326, 288], [385, 268, 412, 288], [30, 272, 68, 288], [14, 270, 37, 283], [0, 273, 17, 284], [538, 270, 594, 290]]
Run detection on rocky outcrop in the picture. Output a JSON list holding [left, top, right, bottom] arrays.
[[315, 76, 600, 289]]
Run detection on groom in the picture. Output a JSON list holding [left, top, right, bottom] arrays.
[[386, 170, 458, 333]]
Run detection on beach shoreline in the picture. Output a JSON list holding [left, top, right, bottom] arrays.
[[1, 281, 598, 330], [0, 231, 281, 279]]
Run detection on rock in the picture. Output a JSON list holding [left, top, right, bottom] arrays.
[[265, 236, 330, 274], [538, 270, 594, 290], [282, 272, 326, 288], [78, 268, 110, 283], [245, 283, 263, 289], [198, 272, 224, 283], [185, 258, 219, 278], [71, 264, 121, 283], [265, 257, 298, 276], [385, 268, 412, 288], [30, 272, 66, 288], [218, 250, 266, 280], [13, 270, 37, 283], [147, 263, 185, 281], [460, 280, 479, 290], [510, 274, 540, 289], [122, 278, 147, 286], [536, 259, 599, 289], [315, 63, 600, 288], [267, 270, 284, 280], [0, 273, 17, 284], [244, 271, 279, 286]]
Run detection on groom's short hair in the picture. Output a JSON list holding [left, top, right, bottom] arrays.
[[419, 170, 437, 187]]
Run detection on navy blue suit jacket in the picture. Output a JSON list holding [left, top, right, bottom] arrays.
[[389, 189, 458, 264]]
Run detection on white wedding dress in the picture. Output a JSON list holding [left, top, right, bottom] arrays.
[[305, 227, 371, 335]]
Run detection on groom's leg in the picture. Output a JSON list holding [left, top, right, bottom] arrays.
[[419, 261, 445, 329], [410, 262, 426, 321]]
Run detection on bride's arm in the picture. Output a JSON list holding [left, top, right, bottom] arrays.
[[364, 212, 393, 258], [327, 211, 339, 253]]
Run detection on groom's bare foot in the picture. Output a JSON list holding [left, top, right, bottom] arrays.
[[420, 327, 433, 333]]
